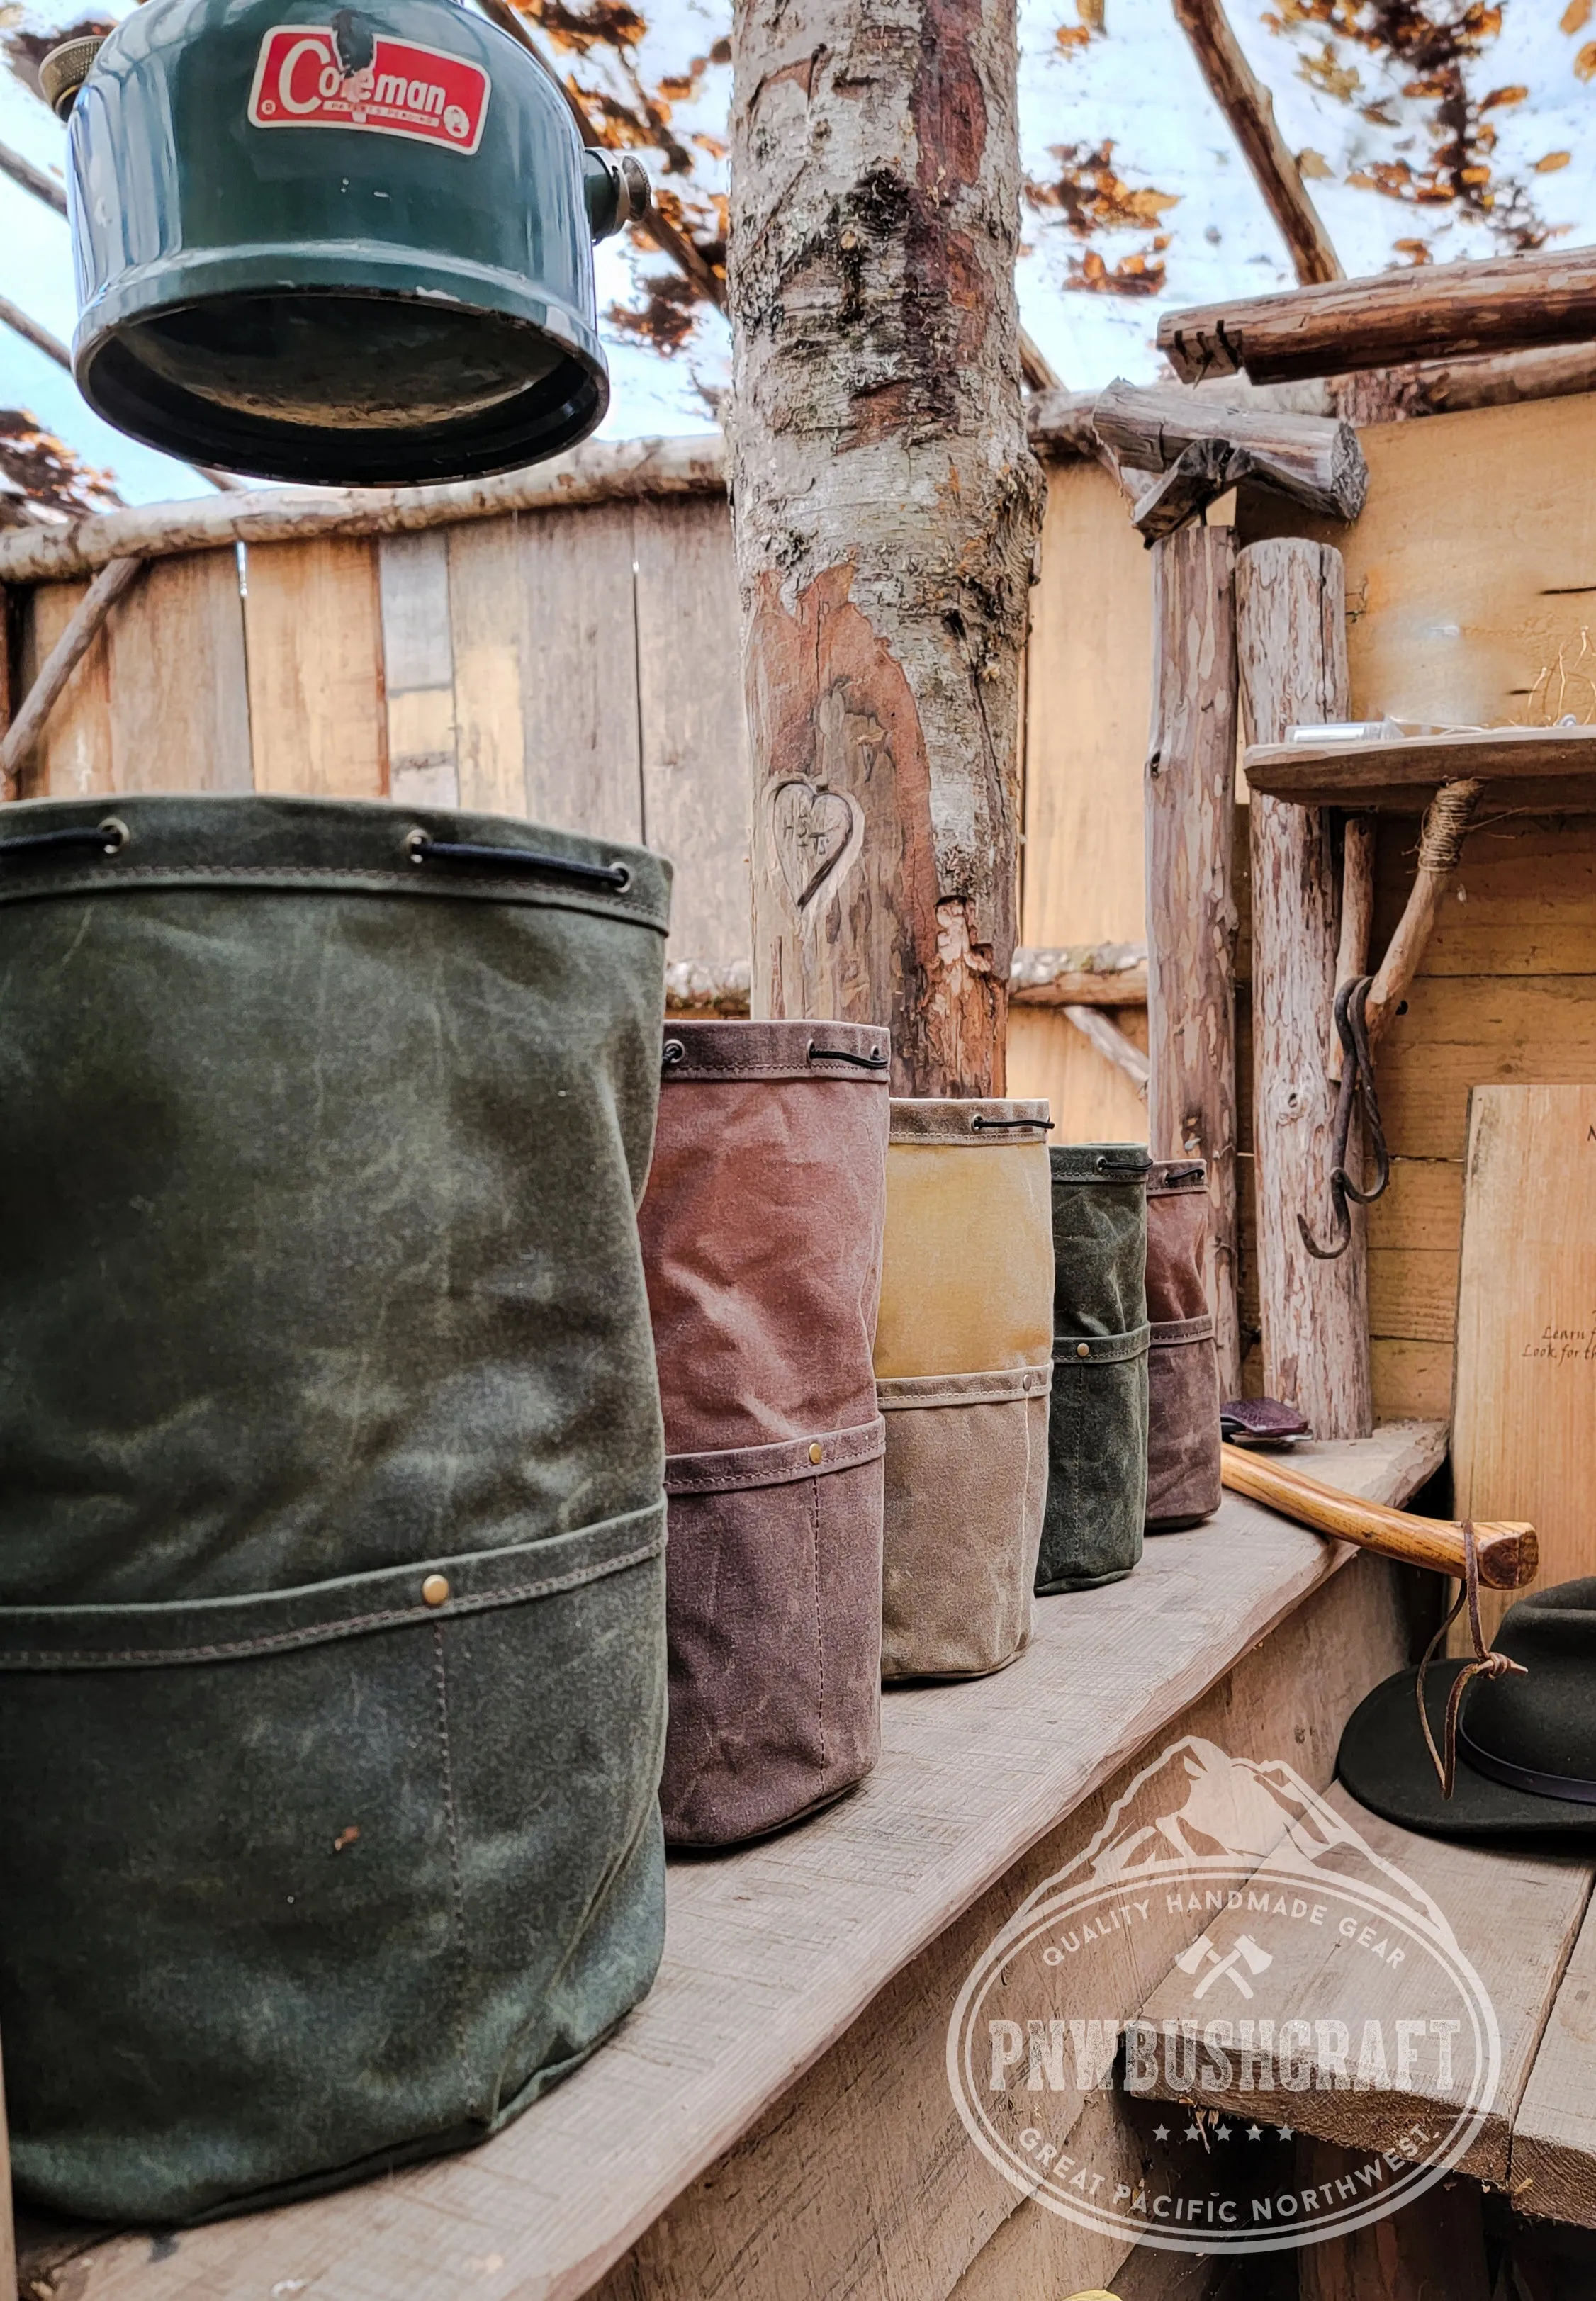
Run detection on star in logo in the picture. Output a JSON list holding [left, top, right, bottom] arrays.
[[1184, 2122, 1202, 2142], [1216, 2125, 1231, 2141], [1247, 2124, 1263, 2141], [1277, 2125, 1295, 2141], [1152, 2124, 1169, 2142]]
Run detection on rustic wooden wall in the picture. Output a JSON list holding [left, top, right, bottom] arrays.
[[15, 497, 753, 972], [1240, 390, 1596, 1417], [11, 465, 1155, 1137], [1009, 454, 1154, 1136]]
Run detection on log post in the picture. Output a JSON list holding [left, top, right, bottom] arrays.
[[1145, 522, 1241, 1392], [729, 0, 1044, 1093], [1237, 538, 1372, 1438]]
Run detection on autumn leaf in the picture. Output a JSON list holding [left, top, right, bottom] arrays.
[[1393, 238, 1431, 263], [1298, 42, 1360, 103], [1562, 0, 1591, 33], [1055, 23, 1090, 49], [1480, 84, 1527, 108], [1066, 245, 1167, 296], [1077, 0, 1105, 27], [1296, 147, 1332, 179], [1536, 152, 1573, 173], [1578, 40, 1596, 79]]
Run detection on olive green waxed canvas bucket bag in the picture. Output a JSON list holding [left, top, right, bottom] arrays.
[[1035, 1144, 1150, 1596], [0, 794, 673, 2227]]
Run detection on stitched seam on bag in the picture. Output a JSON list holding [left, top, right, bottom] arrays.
[[1148, 1316, 1214, 1347], [809, 1475, 826, 1770], [0, 865, 666, 926], [663, 1424, 885, 1492], [432, 1624, 477, 2117], [0, 1534, 665, 1667]]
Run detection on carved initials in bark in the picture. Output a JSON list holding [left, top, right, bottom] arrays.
[[769, 771, 863, 913]]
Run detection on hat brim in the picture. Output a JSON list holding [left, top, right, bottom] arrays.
[[1337, 1660, 1596, 1840]]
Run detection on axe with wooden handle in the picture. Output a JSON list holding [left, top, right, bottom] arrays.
[[1220, 1443, 1536, 1590]]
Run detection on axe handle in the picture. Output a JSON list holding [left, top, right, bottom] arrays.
[[1220, 1444, 1536, 1590]]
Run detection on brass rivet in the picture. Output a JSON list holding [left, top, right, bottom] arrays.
[[1076, 1341, 1091, 1359], [809, 1441, 824, 1464], [422, 1573, 451, 1607]]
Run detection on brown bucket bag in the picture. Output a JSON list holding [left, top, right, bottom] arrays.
[[638, 1020, 890, 1846], [1145, 1159, 1223, 1531], [874, 1099, 1053, 1679]]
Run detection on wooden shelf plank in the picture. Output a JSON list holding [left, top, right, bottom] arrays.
[[1245, 726, 1596, 814], [1135, 1781, 1595, 2185], [1511, 1894, 1596, 2229], [47, 1427, 1445, 2301]]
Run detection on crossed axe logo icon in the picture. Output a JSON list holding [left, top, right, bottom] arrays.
[[1174, 1930, 1274, 2001]]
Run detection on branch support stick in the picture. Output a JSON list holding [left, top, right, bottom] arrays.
[[0, 556, 143, 795]]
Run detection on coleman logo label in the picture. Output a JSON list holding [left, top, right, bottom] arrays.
[[247, 26, 490, 154]]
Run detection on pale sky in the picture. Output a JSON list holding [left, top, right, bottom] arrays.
[[4, 0, 1592, 504]]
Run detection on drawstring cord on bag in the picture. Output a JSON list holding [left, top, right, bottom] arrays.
[[1415, 1521, 1527, 1798], [406, 831, 631, 892]]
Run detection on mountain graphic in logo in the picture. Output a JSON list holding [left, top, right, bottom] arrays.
[[1011, 1735, 1456, 1953]]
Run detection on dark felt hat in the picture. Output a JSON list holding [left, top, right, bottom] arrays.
[[1338, 1579, 1596, 1840]]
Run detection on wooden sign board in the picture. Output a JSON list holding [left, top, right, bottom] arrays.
[[1451, 1084, 1596, 1644]]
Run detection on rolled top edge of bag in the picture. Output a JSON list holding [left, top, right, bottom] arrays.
[[658, 1018, 890, 1081], [887, 1097, 1050, 1145], [1049, 1142, 1150, 1186], [0, 794, 671, 930], [1148, 1158, 1208, 1197]]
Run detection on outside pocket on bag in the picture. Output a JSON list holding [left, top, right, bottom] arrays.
[[0, 1503, 668, 2227], [661, 1421, 884, 1848], [1037, 1327, 1150, 1594], [877, 1367, 1051, 1681], [1147, 1312, 1223, 1531]]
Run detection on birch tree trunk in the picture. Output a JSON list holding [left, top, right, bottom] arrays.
[[728, 0, 1044, 1094]]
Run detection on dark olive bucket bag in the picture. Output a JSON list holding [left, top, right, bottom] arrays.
[[1035, 1144, 1150, 1596], [0, 795, 673, 2226]]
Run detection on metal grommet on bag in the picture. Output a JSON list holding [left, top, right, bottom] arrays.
[[1077, 1341, 1091, 1359], [421, 1574, 451, 1607], [808, 1441, 824, 1464]]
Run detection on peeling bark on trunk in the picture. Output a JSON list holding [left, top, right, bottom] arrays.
[[729, 0, 1043, 1094], [1237, 538, 1373, 1441]]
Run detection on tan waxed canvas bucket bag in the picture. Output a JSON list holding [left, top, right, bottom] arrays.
[[875, 1099, 1053, 1679], [639, 1019, 890, 1847]]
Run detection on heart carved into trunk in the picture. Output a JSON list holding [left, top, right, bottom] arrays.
[[770, 779, 862, 913]]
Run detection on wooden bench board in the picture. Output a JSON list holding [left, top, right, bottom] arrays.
[[1135, 1781, 1595, 2185], [51, 1424, 1446, 2301], [1510, 1891, 1596, 2227]]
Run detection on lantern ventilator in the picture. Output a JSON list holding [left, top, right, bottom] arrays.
[[40, 0, 650, 485]]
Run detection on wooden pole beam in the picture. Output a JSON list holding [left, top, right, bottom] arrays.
[[1171, 0, 1342, 288], [1092, 379, 1366, 522], [0, 136, 66, 220], [0, 555, 142, 796], [1161, 247, 1596, 388], [0, 435, 726, 585], [731, 0, 1043, 1094], [1237, 536, 1371, 1439], [1145, 520, 1242, 1391]]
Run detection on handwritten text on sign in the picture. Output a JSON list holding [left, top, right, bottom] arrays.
[[247, 28, 490, 154]]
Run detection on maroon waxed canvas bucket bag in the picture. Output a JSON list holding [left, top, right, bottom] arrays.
[[1145, 1159, 1222, 1531], [638, 1018, 890, 1847]]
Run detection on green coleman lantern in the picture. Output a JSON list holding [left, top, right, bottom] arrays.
[[41, 0, 646, 485]]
